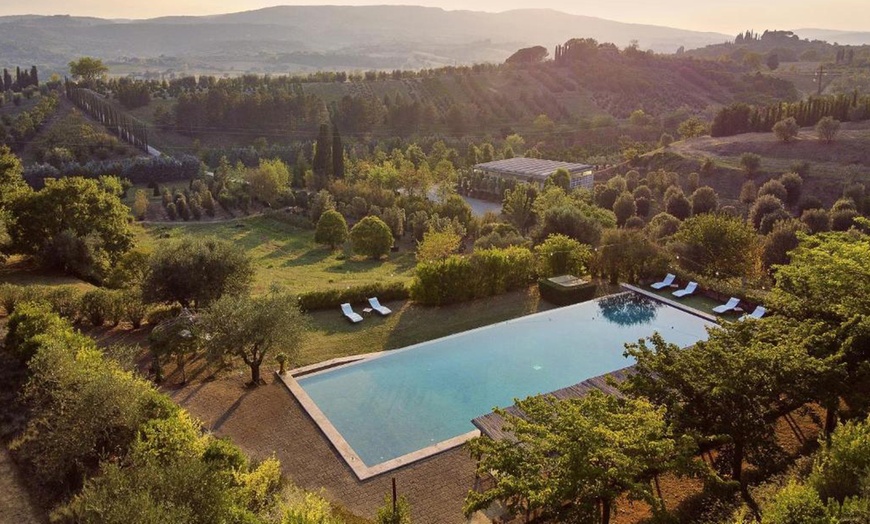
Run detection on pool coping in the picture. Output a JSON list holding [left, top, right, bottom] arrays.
[[277, 363, 480, 481], [279, 288, 711, 481]]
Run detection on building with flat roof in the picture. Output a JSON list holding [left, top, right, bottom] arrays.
[[473, 158, 594, 190]]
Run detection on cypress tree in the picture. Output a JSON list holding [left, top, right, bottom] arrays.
[[313, 123, 332, 180], [15, 66, 20, 90], [30, 66, 38, 87], [331, 125, 344, 179]]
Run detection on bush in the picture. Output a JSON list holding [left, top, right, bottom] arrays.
[[535, 234, 592, 278], [740, 180, 758, 204], [83, 288, 123, 326], [376, 493, 412, 524], [297, 282, 409, 312], [832, 209, 859, 231], [761, 482, 829, 524], [410, 247, 535, 306], [772, 117, 800, 143], [749, 195, 786, 230], [0, 282, 24, 315], [145, 303, 183, 326], [350, 216, 393, 260], [758, 179, 788, 202], [690, 186, 719, 215], [779, 172, 803, 205], [740, 153, 762, 178], [314, 209, 348, 249], [4, 301, 69, 363], [801, 209, 831, 234]]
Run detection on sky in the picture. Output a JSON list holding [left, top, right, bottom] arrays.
[[0, 0, 868, 34]]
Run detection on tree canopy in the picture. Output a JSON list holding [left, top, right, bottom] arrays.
[[142, 237, 253, 309], [68, 57, 108, 84], [466, 391, 693, 524]]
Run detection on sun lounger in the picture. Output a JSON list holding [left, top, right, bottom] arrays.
[[740, 305, 766, 321], [712, 297, 741, 314], [650, 273, 676, 290], [341, 303, 363, 323], [672, 281, 698, 298], [367, 297, 392, 316]]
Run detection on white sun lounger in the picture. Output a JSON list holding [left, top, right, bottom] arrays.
[[367, 297, 392, 316], [672, 281, 698, 298], [740, 305, 767, 321], [341, 303, 363, 323], [713, 297, 741, 314], [650, 273, 676, 290]]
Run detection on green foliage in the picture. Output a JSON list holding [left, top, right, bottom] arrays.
[[613, 191, 637, 227], [465, 390, 692, 523], [690, 186, 719, 215], [665, 190, 692, 220], [201, 292, 308, 384], [314, 209, 349, 249], [416, 229, 461, 262], [678, 116, 709, 139], [750, 195, 787, 230], [68, 57, 108, 83], [671, 213, 761, 279], [646, 212, 681, 242], [802, 209, 831, 234], [246, 158, 291, 206], [350, 215, 393, 260], [535, 234, 592, 278], [80, 288, 122, 326], [810, 417, 870, 502], [411, 247, 535, 306], [7, 176, 134, 282], [546, 168, 571, 192], [502, 183, 537, 234], [376, 494, 411, 524], [763, 219, 805, 270], [596, 228, 668, 284], [773, 117, 800, 143], [816, 116, 841, 144], [771, 228, 870, 321], [761, 482, 831, 524], [740, 153, 762, 178], [624, 318, 837, 482], [759, 179, 789, 202], [297, 281, 409, 311], [143, 237, 254, 308], [282, 489, 345, 524], [4, 301, 69, 363]]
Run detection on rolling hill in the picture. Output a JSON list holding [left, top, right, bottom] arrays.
[[0, 7, 732, 75]]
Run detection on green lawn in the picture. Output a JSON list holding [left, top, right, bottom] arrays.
[[137, 216, 417, 296], [297, 288, 552, 366]]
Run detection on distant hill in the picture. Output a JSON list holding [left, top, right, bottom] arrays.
[[0, 7, 731, 75], [792, 28, 870, 46]]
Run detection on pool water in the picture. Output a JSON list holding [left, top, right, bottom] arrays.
[[298, 293, 713, 467]]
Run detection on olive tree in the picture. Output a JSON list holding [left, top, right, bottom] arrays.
[[201, 292, 307, 385]]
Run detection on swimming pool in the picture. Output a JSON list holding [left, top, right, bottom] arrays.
[[292, 292, 713, 477]]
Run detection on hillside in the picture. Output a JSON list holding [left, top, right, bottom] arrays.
[[0, 7, 732, 76]]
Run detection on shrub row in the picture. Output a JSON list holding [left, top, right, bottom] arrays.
[[410, 246, 535, 306], [22, 154, 201, 188], [297, 281, 409, 311], [0, 283, 149, 328]]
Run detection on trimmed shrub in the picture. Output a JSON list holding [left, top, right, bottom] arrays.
[[4, 301, 68, 363], [410, 247, 535, 306], [314, 209, 349, 249], [350, 216, 393, 259], [80, 288, 120, 327], [297, 281, 409, 312]]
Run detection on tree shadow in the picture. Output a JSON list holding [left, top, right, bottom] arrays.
[[211, 388, 253, 432]]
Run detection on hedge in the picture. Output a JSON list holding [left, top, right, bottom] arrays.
[[410, 246, 536, 306], [23, 154, 201, 188], [297, 281, 409, 311]]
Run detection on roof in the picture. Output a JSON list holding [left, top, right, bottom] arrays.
[[471, 366, 635, 441], [474, 158, 594, 180]]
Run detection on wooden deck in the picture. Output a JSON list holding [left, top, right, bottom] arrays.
[[471, 366, 635, 441]]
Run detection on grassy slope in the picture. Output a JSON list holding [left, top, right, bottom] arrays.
[[665, 121, 870, 206], [136, 216, 416, 296]]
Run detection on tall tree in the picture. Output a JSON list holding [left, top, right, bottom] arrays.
[[331, 125, 344, 179], [312, 123, 332, 182], [68, 57, 108, 85], [502, 183, 537, 234], [465, 391, 694, 524], [29, 65, 38, 87], [202, 291, 307, 385]]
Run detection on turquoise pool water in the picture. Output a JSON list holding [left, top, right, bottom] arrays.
[[298, 293, 713, 467]]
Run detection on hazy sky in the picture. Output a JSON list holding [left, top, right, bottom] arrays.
[[1, 0, 868, 34]]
